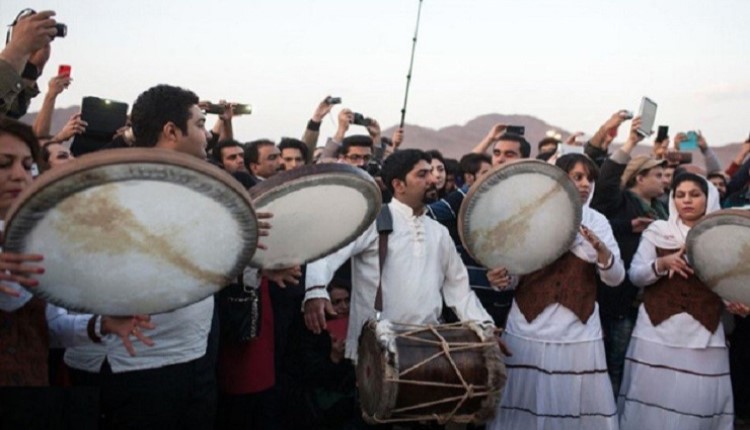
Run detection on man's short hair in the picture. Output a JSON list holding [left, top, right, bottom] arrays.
[[131, 84, 199, 148], [459, 153, 491, 176], [339, 135, 373, 157], [497, 133, 531, 158], [244, 139, 276, 168], [0, 117, 41, 163], [537, 137, 560, 152], [278, 138, 309, 162], [444, 158, 460, 177], [381, 149, 431, 194], [706, 171, 728, 185], [211, 139, 244, 165]]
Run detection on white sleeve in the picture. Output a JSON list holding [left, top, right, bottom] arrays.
[[628, 237, 662, 287], [441, 233, 494, 327], [304, 223, 377, 303], [0, 282, 33, 312], [46, 304, 93, 348]]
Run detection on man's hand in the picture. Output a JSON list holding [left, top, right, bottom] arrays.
[[631, 217, 654, 233], [565, 132, 585, 146], [622, 117, 646, 153], [0, 252, 44, 295], [255, 211, 272, 250], [304, 297, 337, 334], [487, 267, 512, 290], [485, 124, 507, 142], [312, 96, 334, 123], [391, 128, 404, 150], [366, 118, 381, 139], [261, 266, 302, 288], [329, 335, 346, 364], [55, 113, 87, 141], [334, 109, 353, 142], [47, 74, 71, 98], [101, 315, 155, 357], [697, 131, 708, 152], [218, 100, 234, 122], [1, 11, 58, 70]]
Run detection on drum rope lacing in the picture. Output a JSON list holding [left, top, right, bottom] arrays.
[[372, 322, 502, 424]]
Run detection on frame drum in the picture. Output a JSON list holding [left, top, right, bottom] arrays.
[[248, 163, 381, 269], [3, 148, 259, 316], [687, 209, 750, 305], [458, 160, 582, 275]]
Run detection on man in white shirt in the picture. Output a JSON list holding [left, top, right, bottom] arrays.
[[303, 149, 495, 361]]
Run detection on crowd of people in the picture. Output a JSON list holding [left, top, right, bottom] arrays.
[[2, 8, 750, 430]]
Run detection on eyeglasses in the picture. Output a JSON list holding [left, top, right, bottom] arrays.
[[345, 154, 372, 163]]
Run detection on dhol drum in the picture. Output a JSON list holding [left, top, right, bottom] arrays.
[[687, 209, 750, 305], [3, 148, 259, 316], [248, 163, 382, 269], [357, 320, 506, 425], [458, 159, 582, 275]]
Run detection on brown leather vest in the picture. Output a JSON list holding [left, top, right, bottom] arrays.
[[643, 248, 723, 333], [514, 251, 598, 324], [0, 297, 49, 386]]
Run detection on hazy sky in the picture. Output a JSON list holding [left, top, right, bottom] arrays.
[[2, 0, 749, 145]]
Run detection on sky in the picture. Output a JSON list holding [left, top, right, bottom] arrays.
[[2, 0, 749, 146]]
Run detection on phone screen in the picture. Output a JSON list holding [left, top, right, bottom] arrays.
[[637, 97, 657, 137], [681, 131, 699, 150], [58, 64, 71, 77]]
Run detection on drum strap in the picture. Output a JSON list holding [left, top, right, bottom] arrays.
[[374, 205, 393, 313]]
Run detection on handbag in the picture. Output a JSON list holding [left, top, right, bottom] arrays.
[[217, 275, 262, 343]]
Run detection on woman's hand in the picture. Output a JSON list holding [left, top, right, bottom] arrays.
[[656, 247, 693, 279], [487, 267, 512, 290]]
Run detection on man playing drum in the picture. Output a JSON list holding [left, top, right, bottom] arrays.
[[303, 149, 497, 360]]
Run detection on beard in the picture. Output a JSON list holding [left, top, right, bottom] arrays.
[[422, 186, 438, 204]]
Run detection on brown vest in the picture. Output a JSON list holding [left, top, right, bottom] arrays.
[[514, 251, 598, 324], [0, 297, 49, 386], [642, 248, 723, 333]]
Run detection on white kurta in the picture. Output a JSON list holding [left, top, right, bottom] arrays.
[[489, 207, 625, 430], [305, 198, 493, 361]]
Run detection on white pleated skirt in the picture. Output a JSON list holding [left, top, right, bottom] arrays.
[[488, 331, 618, 430], [617, 336, 733, 430]]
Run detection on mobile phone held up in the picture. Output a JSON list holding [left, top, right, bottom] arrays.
[[506, 125, 525, 136], [352, 113, 372, 127], [58, 64, 71, 77], [656, 125, 669, 143], [681, 131, 699, 151], [325, 96, 341, 105], [636, 97, 657, 138], [205, 103, 252, 116]]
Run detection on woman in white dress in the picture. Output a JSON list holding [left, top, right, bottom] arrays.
[[488, 153, 625, 430], [619, 172, 749, 430]]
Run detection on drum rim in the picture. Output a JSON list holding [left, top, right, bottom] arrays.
[[248, 163, 382, 269], [687, 208, 750, 288], [3, 148, 259, 315], [457, 159, 582, 273]]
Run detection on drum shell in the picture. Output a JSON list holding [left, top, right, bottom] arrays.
[[356, 320, 505, 424]]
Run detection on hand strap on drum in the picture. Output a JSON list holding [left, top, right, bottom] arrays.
[[374, 205, 393, 314]]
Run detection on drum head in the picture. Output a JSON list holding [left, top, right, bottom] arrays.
[[687, 209, 750, 305], [248, 163, 381, 269], [458, 160, 582, 275], [4, 148, 258, 316]]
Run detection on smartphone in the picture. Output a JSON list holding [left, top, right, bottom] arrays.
[[636, 97, 657, 138], [666, 151, 693, 165], [681, 131, 699, 151], [58, 64, 71, 77], [352, 112, 372, 127], [205, 103, 252, 115], [325, 96, 341, 105], [556, 144, 585, 157], [619, 110, 634, 120], [506, 125, 525, 136], [656, 125, 669, 142]]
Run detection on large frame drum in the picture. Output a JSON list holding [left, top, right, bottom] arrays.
[[356, 320, 506, 425], [687, 209, 750, 305], [3, 148, 259, 316], [458, 160, 582, 275]]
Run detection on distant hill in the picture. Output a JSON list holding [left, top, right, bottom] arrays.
[[20, 107, 746, 169]]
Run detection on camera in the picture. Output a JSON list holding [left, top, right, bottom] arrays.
[[9, 9, 66, 41], [325, 96, 341, 105], [365, 160, 382, 177], [204, 103, 252, 115], [352, 113, 372, 127], [619, 110, 634, 120]]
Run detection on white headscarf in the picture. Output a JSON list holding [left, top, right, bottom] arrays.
[[570, 183, 619, 263], [641, 175, 721, 249]]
